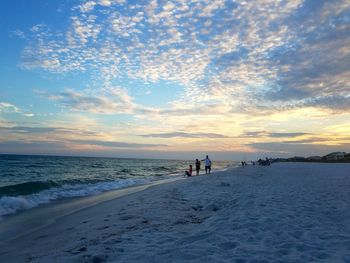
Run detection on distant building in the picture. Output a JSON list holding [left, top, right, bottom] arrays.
[[307, 156, 322, 161], [324, 152, 346, 161]]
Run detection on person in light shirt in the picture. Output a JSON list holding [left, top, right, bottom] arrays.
[[202, 155, 212, 174]]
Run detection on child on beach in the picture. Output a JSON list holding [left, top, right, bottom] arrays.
[[185, 164, 193, 177], [195, 159, 201, 176]]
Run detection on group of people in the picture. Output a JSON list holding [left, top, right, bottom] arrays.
[[258, 158, 271, 166], [185, 155, 212, 177], [240, 158, 271, 166]]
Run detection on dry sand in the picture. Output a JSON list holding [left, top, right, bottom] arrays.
[[0, 162, 350, 262]]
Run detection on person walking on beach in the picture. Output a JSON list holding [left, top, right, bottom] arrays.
[[195, 159, 201, 176], [202, 155, 212, 174], [185, 164, 193, 177]]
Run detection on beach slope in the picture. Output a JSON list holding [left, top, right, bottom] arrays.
[[1, 162, 350, 262]]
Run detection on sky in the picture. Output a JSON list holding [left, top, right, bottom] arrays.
[[0, 0, 349, 160]]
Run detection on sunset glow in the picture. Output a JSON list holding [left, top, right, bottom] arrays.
[[0, 0, 349, 159]]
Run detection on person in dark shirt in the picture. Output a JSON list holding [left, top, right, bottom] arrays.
[[195, 159, 201, 175], [185, 164, 193, 177]]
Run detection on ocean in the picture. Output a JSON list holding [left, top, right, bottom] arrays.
[[0, 155, 237, 218]]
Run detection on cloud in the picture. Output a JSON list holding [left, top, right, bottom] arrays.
[[248, 142, 350, 157], [148, 104, 228, 117], [11, 29, 26, 39], [0, 102, 20, 113], [69, 139, 166, 148], [243, 131, 310, 138], [45, 88, 136, 114], [281, 138, 332, 144], [0, 119, 14, 128], [0, 102, 34, 117], [19, 0, 350, 118], [79, 1, 97, 12], [139, 132, 229, 138], [302, 95, 350, 112], [0, 140, 69, 155], [0, 126, 97, 136], [78, 0, 125, 13], [282, 136, 350, 144], [45, 88, 229, 118], [0, 126, 60, 134]]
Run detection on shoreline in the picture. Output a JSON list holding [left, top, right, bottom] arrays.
[[0, 176, 183, 244], [1, 162, 349, 262], [0, 163, 235, 220], [0, 166, 231, 243]]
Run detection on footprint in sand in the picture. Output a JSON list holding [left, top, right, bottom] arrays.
[[218, 182, 230, 187], [218, 241, 238, 250], [97, 225, 110, 230], [120, 215, 135, 220], [205, 203, 220, 212], [85, 254, 108, 263]]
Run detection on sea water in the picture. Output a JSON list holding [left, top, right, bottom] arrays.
[[0, 155, 236, 218]]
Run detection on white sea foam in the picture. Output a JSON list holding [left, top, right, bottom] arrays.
[[0, 178, 150, 218]]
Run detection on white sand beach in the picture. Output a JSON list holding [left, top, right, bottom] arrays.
[[1, 162, 350, 263]]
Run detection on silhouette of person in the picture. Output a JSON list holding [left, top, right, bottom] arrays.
[[202, 155, 211, 174], [185, 164, 193, 177], [195, 159, 201, 176]]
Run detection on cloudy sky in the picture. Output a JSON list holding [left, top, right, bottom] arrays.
[[0, 0, 349, 160]]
